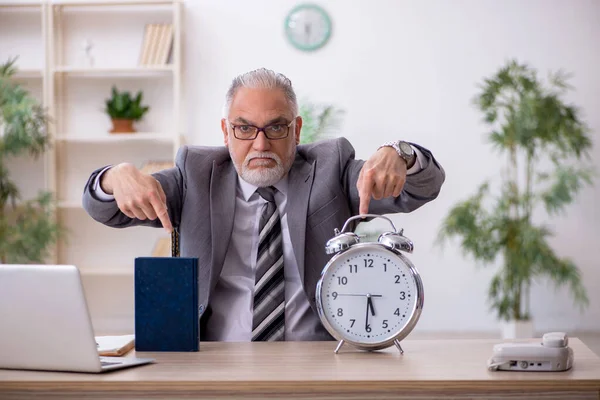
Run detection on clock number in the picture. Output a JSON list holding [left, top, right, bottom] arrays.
[[365, 324, 372, 333], [349, 264, 357, 273], [350, 319, 356, 327], [337, 276, 348, 285], [337, 308, 343, 317], [332, 292, 338, 300], [394, 308, 400, 316], [395, 275, 401, 283], [364, 259, 374, 268], [384, 263, 387, 272], [400, 291, 406, 300], [382, 320, 389, 329]]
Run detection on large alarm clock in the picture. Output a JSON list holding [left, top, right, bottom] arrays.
[[316, 214, 424, 354]]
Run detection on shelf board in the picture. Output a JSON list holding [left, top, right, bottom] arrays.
[[79, 267, 133, 277], [56, 132, 175, 143], [58, 200, 83, 209], [53, 66, 174, 77], [0, 2, 44, 8], [51, 0, 177, 6], [13, 69, 44, 79]]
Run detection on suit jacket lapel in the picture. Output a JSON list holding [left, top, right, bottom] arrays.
[[286, 155, 315, 283], [209, 160, 237, 295]]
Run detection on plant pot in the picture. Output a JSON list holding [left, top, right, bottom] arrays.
[[501, 319, 534, 339], [110, 119, 136, 134]]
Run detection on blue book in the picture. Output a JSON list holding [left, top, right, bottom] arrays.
[[134, 257, 199, 352]]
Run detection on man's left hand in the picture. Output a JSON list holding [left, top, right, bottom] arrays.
[[357, 147, 407, 215]]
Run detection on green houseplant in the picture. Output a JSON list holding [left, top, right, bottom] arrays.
[[104, 86, 149, 134], [299, 100, 344, 144], [0, 58, 62, 263], [437, 60, 594, 338]]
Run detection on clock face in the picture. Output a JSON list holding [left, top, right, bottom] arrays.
[[284, 4, 332, 51], [317, 244, 423, 347]]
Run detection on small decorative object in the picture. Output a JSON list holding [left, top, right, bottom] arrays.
[[79, 39, 95, 68], [316, 214, 423, 354], [437, 60, 594, 338], [284, 3, 332, 52], [104, 86, 150, 134]]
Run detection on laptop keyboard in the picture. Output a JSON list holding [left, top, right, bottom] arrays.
[[101, 361, 122, 366]]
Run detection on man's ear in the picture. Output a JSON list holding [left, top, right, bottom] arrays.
[[221, 119, 229, 147], [294, 115, 303, 145]]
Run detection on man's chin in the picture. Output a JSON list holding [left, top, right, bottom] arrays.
[[241, 167, 283, 187]]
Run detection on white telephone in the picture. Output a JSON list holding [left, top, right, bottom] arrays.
[[487, 332, 573, 372]]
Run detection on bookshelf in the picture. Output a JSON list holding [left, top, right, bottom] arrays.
[[2, 0, 182, 270], [48, 0, 183, 279], [2, 0, 183, 333]]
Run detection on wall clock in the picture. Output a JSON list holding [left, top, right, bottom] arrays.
[[284, 4, 332, 51]]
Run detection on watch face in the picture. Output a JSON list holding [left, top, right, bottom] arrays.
[[399, 141, 413, 155], [284, 4, 332, 51], [316, 243, 423, 348]]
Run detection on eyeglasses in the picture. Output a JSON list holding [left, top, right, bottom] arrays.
[[228, 120, 295, 140]]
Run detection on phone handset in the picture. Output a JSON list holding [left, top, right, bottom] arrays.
[[542, 331, 568, 348]]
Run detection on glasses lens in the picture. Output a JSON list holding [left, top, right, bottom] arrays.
[[234, 125, 258, 139], [265, 124, 289, 139]]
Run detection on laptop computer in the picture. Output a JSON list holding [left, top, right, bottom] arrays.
[[0, 264, 154, 373]]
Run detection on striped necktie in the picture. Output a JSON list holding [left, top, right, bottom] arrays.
[[252, 186, 285, 341]]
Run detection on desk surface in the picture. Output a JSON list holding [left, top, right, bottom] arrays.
[[1, 339, 600, 399]]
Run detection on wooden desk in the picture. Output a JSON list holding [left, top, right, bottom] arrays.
[[1, 339, 599, 399]]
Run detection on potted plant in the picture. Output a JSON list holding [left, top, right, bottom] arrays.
[[0, 58, 62, 263], [437, 60, 594, 338], [298, 100, 344, 144], [104, 86, 149, 134]]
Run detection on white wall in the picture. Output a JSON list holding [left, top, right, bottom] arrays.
[[2, 0, 598, 335], [183, 0, 600, 333]]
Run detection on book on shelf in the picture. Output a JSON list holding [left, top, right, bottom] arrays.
[[95, 334, 135, 356], [140, 160, 175, 175], [139, 23, 174, 66]]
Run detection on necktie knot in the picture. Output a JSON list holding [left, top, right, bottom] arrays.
[[257, 186, 277, 203]]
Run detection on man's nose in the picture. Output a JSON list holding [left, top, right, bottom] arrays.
[[252, 130, 271, 150]]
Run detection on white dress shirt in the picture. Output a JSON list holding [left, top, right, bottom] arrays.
[[92, 146, 425, 341]]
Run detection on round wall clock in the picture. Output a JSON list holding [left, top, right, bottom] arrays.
[[284, 4, 332, 51]]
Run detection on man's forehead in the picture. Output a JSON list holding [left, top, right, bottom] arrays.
[[229, 87, 293, 120]]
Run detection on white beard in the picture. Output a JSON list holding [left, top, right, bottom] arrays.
[[232, 144, 296, 187]]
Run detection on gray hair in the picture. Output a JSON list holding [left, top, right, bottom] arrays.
[[222, 68, 298, 118]]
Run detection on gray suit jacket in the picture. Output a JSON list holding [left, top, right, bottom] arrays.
[[83, 137, 445, 339]]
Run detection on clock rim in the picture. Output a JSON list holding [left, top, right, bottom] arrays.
[[284, 3, 332, 52], [315, 243, 424, 350]]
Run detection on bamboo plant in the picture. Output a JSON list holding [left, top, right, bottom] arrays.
[[299, 100, 344, 144], [0, 58, 62, 264], [437, 60, 594, 322]]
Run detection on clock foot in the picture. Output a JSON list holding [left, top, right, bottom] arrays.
[[334, 340, 345, 354], [394, 339, 404, 355]]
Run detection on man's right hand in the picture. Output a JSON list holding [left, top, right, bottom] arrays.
[[101, 163, 173, 233]]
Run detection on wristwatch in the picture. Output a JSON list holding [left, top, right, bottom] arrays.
[[378, 140, 416, 169]]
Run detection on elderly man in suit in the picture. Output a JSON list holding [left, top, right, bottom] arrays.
[[83, 68, 445, 342]]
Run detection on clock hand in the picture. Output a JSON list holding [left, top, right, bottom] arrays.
[[337, 293, 382, 297], [365, 296, 370, 331], [368, 295, 375, 316]]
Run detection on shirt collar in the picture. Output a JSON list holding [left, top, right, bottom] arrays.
[[238, 174, 289, 202]]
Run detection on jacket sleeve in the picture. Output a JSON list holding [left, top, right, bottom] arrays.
[[339, 137, 445, 215], [81, 146, 188, 229]]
